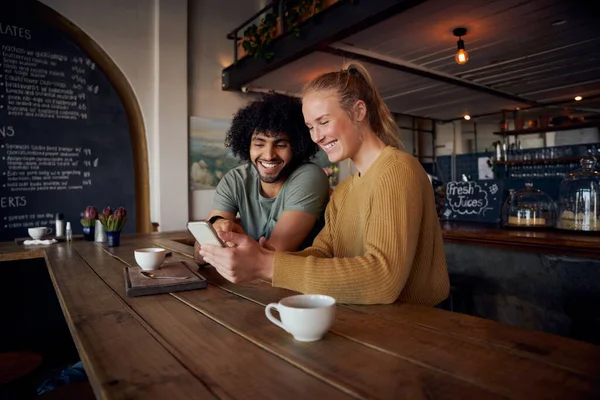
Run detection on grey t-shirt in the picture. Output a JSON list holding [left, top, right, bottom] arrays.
[[212, 162, 330, 249]]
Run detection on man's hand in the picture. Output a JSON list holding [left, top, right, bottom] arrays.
[[212, 218, 246, 235], [259, 237, 275, 251], [200, 231, 275, 283]]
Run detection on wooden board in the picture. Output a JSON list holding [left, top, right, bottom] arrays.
[[125, 260, 207, 297]]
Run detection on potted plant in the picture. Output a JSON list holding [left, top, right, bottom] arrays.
[[80, 206, 98, 241], [236, 0, 344, 60], [238, 12, 278, 60], [99, 207, 127, 247]]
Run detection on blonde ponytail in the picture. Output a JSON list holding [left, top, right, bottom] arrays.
[[302, 61, 403, 149]]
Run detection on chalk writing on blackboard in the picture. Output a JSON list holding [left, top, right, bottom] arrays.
[[442, 180, 504, 223], [446, 181, 489, 215], [0, 3, 137, 241], [1, 44, 99, 120]]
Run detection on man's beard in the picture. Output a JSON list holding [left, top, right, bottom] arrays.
[[252, 159, 294, 184]]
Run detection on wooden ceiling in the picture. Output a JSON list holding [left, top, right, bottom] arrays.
[[241, 0, 600, 121]]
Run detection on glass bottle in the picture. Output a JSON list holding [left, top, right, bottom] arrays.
[[66, 222, 73, 242]]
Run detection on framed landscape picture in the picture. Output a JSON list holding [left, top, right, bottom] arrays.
[[189, 117, 240, 191]]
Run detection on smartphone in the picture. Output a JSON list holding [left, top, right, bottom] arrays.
[[187, 221, 226, 247]]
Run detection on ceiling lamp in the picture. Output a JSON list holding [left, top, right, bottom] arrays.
[[464, 115, 471, 120], [574, 96, 582, 101], [453, 27, 469, 65]]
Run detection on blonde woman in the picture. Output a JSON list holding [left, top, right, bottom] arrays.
[[200, 62, 449, 306]]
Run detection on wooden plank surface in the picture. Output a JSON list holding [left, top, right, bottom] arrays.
[[174, 284, 505, 400], [5, 233, 600, 400], [0, 239, 46, 262], [154, 238, 600, 398], [43, 243, 216, 399], [161, 237, 600, 379], [196, 267, 600, 380], [76, 239, 353, 400], [346, 303, 600, 380], [174, 265, 600, 399], [132, 239, 508, 398]]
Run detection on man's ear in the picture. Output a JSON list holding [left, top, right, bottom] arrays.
[[352, 100, 367, 122]]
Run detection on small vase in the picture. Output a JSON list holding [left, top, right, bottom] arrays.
[[82, 226, 95, 241], [95, 220, 107, 243], [106, 231, 121, 247]]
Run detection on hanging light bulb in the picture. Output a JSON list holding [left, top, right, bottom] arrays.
[[456, 45, 468, 64], [453, 27, 469, 65]]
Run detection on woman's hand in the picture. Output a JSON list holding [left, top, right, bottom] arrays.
[[199, 231, 275, 283], [193, 241, 208, 266]]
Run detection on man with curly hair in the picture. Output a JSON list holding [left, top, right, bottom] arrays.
[[194, 93, 330, 265]]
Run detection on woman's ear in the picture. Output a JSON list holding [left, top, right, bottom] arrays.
[[352, 100, 367, 122]]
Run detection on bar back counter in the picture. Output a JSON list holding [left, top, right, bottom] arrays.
[[441, 222, 600, 344]]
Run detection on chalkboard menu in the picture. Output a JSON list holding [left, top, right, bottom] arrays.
[[0, 2, 137, 241], [441, 180, 504, 223]]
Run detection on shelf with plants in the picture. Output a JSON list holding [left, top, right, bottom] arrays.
[[495, 157, 583, 166], [493, 120, 600, 136], [236, 0, 345, 60]]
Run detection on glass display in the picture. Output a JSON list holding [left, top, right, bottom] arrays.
[[502, 181, 556, 228], [556, 156, 600, 232]]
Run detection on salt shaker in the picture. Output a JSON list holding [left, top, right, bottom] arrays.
[[55, 213, 65, 237]]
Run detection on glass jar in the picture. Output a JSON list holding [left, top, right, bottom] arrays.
[[556, 156, 600, 232], [502, 181, 556, 228]]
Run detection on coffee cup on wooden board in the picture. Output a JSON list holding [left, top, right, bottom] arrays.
[[134, 248, 166, 270], [265, 294, 336, 342]]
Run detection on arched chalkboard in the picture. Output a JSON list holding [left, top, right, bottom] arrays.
[[0, 1, 150, 241]]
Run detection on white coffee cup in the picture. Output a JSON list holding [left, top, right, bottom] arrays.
[[265, 294, 336, 342], [134, 248, 166, 270], [28, 227, 52, 240]]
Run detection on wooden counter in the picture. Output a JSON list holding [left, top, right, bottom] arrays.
[[2, 232, 600, 399], [441, 221, 600, 258]]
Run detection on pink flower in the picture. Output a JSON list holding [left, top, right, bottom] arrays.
[[115, 207, 127, 219], [81, 206, 98, 227], [105, 207, 128, 232]]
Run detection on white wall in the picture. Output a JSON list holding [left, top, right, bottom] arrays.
[[41, 0, 188, 232], [188, 0, 273, 220]]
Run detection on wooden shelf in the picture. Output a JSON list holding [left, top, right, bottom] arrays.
[[495, 157, 583, 166], [493, 121, 600, 136]]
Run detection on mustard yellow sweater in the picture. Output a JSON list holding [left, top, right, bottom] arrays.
[[272, 146, 449, 305]]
